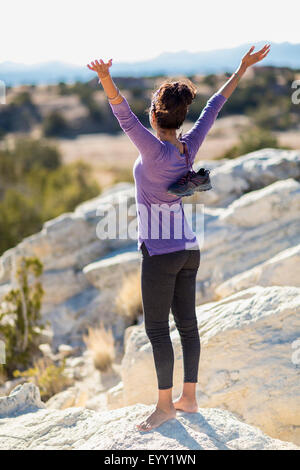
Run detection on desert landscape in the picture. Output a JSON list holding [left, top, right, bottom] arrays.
[[0, 145, 299, 450], [2, 0, 300, 453]]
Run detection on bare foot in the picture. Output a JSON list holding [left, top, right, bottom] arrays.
[[136, 406, 176, 432], [173, 396, 198, 413]]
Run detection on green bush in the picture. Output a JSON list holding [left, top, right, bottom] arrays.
[[220, 126, 284, 159], [0, 256, 44, 376], [0, 190, 42, 254], [42, 161, 100, 219], [10, 91, 33, 107], [248, 97, 296, 131], [0, 137, 61, 182], [57, 81, 69, 95], [0, 137, 100, 255], [13, 357, 72, 401], [43, 111, 69, 137], [203, 74, 218, 87]]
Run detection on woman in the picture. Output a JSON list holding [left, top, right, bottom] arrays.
[[87, 43, 270, 432]]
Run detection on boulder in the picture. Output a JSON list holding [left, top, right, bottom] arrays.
[[106, 382, 124, 410], [79, 178, 300, 309], [196, 148, 300, 207], [215, 244, 300, 298], [0, 384, 297, 450], [195, 178, 300, 304], [0, 183, 137, 344], [83, 250, 140, 291], [118, 285, 300, 445], [0, 383, 45, 418], [46, 388, 87, 410], [0, 184, 136, 285]]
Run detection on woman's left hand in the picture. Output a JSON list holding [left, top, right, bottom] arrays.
[[241, 43, 271, 69], [87, 58, 113, 78]]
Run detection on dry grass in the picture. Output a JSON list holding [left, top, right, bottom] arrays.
[[83, 323, 115, 372], [115, 269, 143, 323], [0, 365, 7, 387], [13, 357, 73, 401]]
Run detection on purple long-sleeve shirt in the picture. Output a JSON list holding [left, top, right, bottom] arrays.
[[109, 92, 227, 255]]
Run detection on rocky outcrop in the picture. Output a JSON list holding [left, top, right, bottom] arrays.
[[0, 183, 137, 345], [83, 250, 140, 291], [197, 148, 300, 207], [195, 178, 300, 303], [0, 383, 45, 418], [86, 177, 300, 310], [114, 285, 300, 445], [215, 244, 300, 298], [0, 151, 299, 345], [0, 384, 297, 450]]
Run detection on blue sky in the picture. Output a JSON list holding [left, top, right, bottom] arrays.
[[1, 0, 299, 65]]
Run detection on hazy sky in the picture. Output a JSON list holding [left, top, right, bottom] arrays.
[[1, 0, 299, 65]]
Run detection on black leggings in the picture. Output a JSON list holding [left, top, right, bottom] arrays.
[[140, 242, 201, 390]]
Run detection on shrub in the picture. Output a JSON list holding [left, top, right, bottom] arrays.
[[57, 81, 69, 95], [203, 74, 218, 87], [112, 166, 134, 184], [248, 97, 295, 131], [115, 269, 143, 323], [0, 190, 42, 254], [0, 137, 61, 181], [10, 91, 33, 107], [83, 323, 115, 372], [0, 366, 7, 387], [0, 137, 100, 255], [0, 128, 6, 140], [43, 111, 69, 137], [0, 256, 44, 376], [13, 357, 72, 401], [220, 126, 282, 159], [41, 160, 100, 219]]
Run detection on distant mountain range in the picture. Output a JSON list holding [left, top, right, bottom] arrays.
[[1, 41, 300, 86]]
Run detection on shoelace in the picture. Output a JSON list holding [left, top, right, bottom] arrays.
[[178, 169, 211, 186], [178, 171, 197, 185]]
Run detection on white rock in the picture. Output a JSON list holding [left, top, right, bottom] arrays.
[[0, 398, 297, 450], [106, 382, 124, 410], [58, 344, 76, 358], [1, 153, 300, 344], [39, 343, 54, 359], [119, 286, 300, 445], [200, 148, 300, 206], [45, 389, 77, 410], [83, 250, 141, 290], [0, 383, 45, 418], [41, 268, 90, 306], [195, 178, 300, 303], [0, 183, 137, 343], [219, 178, 300, 227], [215, 244, 300, 298]]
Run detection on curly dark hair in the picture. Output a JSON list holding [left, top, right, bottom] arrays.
[[148, 78, 197, 130]]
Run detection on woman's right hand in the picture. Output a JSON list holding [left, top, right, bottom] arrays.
[[87, 58, 113, 79], [241, 43, 271, 69]]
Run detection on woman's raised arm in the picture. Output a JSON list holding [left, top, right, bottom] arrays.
[[87, 58, 124, 104], [86, 58, 165, 165], [183, 43, 271, 159], [217, 43, 271, 99]]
